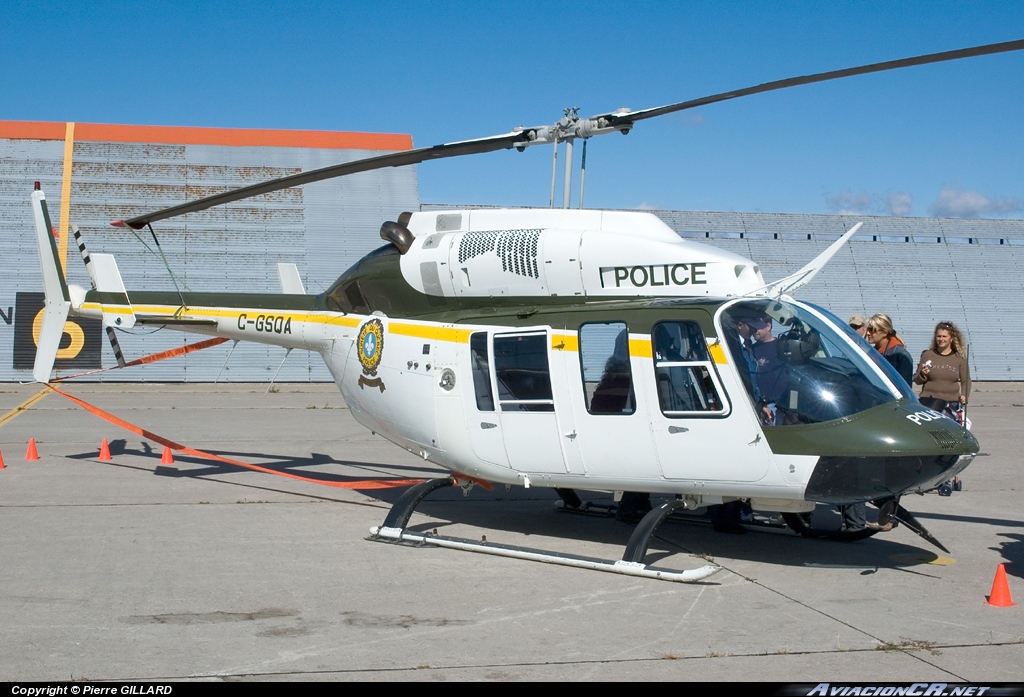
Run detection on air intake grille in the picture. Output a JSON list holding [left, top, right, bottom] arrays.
[[458, 229, 541, 279], [929, 430, 960, 451]]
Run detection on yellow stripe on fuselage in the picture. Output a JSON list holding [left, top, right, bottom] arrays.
[[708, 342, 727, 365], [629, 337, 653, 359], [389, 322, 473, 343], [551, 333, 578, 352], [80, 302, 736, 366]]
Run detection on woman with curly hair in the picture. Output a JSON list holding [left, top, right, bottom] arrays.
[[866, 313, 913, 384], [915, 321, 971, 411]]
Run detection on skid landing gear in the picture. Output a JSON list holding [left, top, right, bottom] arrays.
[[368, 478, 720, 584]]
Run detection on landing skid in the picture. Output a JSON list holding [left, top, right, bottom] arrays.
[[368, 477, 721, 584]]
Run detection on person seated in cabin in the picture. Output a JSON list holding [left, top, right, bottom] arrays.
[[724, 314, 781, 425], [590, 329, 635, 414], [652, 323, 710, 412], [748, 316, 788, 425]]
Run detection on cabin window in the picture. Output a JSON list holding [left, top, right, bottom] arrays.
[[493, 331, 554, 412], [470, 332, 494, 411], [651, 321, 726, 416], [325, 280, 370, 314], [719, 299, 901, 425], [578, 322, 635, 415]]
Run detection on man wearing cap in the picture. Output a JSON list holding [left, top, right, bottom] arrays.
[[849, 313, 868, 338], [749, 317, 787, 422], [733, 318, 762, 402]]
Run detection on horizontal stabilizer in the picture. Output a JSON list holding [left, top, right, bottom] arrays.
[[91, 253, 136, 328]]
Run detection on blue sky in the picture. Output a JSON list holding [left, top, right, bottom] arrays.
[[3, 1, 1022, 217]]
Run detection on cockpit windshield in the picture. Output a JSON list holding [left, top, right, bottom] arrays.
[[719, 299, 906, 426]]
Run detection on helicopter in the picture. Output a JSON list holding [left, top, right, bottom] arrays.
[[29, 39, 1020, 583]]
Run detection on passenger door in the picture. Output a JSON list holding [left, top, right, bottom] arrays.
[[492, 328, 567, 474], [559, 321, 660, 480], [464, 330, 510, 468], [645, 319, 772, 482]]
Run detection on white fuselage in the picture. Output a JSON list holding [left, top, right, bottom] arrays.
[[67, 208, 821, 511]]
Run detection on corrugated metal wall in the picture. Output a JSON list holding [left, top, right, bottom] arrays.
[[1, 132, 419, 382], [425, 205, 1024, 381]]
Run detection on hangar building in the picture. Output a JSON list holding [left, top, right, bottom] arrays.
[[2, 121, 1021, 381], [0, 121, 419, 382]]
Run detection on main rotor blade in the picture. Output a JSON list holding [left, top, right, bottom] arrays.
[[113, 38, 1024, 229], [602, 38, 1024, 127], [112, 131, 529, 229]]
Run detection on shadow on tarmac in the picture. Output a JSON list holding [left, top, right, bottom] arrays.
[[65, 442, 960, 575]]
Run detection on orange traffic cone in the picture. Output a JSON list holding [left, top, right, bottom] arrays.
[[98, 439, 112, 461], [25, 438, 39, 461], [986, 564, 1016, 607], [161, 446, 174, 464], [0, 448, 5, 469]]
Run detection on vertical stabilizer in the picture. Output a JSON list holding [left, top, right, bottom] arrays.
[[31, 190, 71, 383]]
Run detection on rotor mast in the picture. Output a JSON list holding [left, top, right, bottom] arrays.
[[536, 106, 633, 209]]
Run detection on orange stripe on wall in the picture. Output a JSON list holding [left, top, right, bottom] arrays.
[[0, 121, 67, 140], [0, 120, 412, 151]]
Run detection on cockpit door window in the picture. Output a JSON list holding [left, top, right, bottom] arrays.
[[651, 321, 728, 416], [493, 331, 555, 412]]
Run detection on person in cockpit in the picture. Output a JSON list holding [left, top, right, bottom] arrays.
[[747, 316, 787, 424]]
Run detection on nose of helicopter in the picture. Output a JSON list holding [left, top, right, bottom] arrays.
[[766, 400, 979, 505]]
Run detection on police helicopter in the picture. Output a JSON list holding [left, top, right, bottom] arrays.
[[30, 39, 1020, 583]]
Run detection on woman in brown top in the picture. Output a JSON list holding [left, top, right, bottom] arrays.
[[914, 321, 971, 411]]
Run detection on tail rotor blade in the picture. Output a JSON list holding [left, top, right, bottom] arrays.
[[105, 327, 127, 369]]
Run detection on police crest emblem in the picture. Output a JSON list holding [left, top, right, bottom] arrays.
[[357, 318, 385, 391]]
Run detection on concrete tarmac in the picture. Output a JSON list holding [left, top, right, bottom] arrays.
[[0, 382, 1021, 682]]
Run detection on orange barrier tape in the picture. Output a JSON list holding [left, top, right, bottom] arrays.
[[56, 337, 231, 381], [124, 336, 230, 367], [48, 385, 422, 491]]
